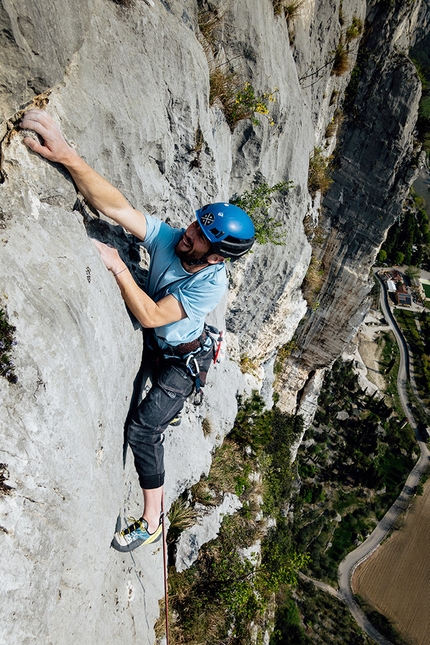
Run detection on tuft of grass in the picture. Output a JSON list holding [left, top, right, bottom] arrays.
[[325, 120, 337, 138], [324, 108, 344, 139], [191, 478, 217, 506], [192, 439, 250, 505], [273, 0, 303, 21], [345, 15, 363, 42], [302, 255, 325, 310], [209, 72, 278, 131], [198, 7, 224, 52], [201, 417, 212, 437], [274, 340, 298, 375], [209, 67, 240, 122], [332, 39, 350, 76], [239, 354, 260, 375], [209, 440, 247, 496], [209, 73, 278, 132], [167, 497, 198, 544], [308, 147, 333, 196], [284, 1, 303, 21]]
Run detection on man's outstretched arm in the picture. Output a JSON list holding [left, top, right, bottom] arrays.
[[20, 109, 147, 241]]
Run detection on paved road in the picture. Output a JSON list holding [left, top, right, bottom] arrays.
[[336, 273, 430, 644]]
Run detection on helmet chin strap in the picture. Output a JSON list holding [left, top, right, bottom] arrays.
[[183, 250, 213, 267]]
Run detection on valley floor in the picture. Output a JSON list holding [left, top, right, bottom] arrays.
[[345, 290, 430, 645], [352, 478, 430, 645]]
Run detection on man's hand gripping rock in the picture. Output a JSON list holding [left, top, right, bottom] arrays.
[[20, 108, 77, 166]]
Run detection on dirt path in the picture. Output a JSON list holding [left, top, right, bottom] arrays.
[[355, 310, 389, 392], [352, 479, 430, 645]]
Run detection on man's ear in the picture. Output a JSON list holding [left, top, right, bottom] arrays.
[[206, 253, 225, 265]]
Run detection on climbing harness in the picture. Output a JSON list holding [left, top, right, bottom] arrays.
[[157, 324, 225, 406], [183, 325, 225, 404]]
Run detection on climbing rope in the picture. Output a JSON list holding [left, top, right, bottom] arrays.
[[161, 491, 170, 645]]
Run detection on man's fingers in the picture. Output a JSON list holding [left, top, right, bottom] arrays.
[[20, 116, 53, 141], [21, 108, 51, 127], [20, 109, 62, 145], [89, 238, 123, 273], [22, 137, 37, 150], [20, 110, 73, 164], [23, 136, 49, 156]]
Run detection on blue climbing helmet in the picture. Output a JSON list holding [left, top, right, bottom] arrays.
[[195, 202, 255, 260]]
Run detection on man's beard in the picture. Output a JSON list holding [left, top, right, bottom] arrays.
[[175, 237, 211, 266]]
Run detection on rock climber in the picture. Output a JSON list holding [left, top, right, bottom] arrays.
[[20, 108, 255, 552]]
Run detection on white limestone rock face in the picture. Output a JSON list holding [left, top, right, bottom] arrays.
[[0, 3, 241, 644], [175, 493, 242, 572], [0, 1, 313, 642], [289, 367, 326, 462], [0, 136, 155, 644]]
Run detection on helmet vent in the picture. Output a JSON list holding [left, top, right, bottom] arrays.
[[224, 235, 248, 244], [209, 227, 224, 238]]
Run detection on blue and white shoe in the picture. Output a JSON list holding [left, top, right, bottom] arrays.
[[111, 516, 162, 552]]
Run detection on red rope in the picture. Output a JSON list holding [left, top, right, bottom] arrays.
[[161, 491, 170, 645]]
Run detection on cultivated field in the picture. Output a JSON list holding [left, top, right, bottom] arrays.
[[352, 479, 430, 645]]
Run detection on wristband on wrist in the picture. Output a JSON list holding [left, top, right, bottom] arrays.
[[113, 267, 128, 277]]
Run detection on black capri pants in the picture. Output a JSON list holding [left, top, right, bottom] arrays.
[[127, 345, 213, 489]]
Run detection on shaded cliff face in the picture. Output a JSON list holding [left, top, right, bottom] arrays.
[[277, 0, 429, 412], [0, 0, 427, 643]]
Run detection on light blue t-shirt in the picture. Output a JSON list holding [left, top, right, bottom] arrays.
[[140, 214, 228, 348]]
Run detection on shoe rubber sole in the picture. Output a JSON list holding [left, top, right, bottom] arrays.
[[111, 521, 162, 552]]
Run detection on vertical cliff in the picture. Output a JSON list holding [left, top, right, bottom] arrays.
[[277, 0, 430, 413], [0, 0, 428, 643]]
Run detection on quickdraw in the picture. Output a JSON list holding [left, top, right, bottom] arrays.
[[212, 329, 224, 363], [185, 354, 203, 405]]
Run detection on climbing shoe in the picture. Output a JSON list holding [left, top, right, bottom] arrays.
[[111, 516, 162, 552], [169, 415, 182, 427]]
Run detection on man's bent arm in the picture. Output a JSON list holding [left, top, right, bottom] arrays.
[[91, 238, 187, 328], [20, 109, 147, 241], [116, 270, 187, 328]]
